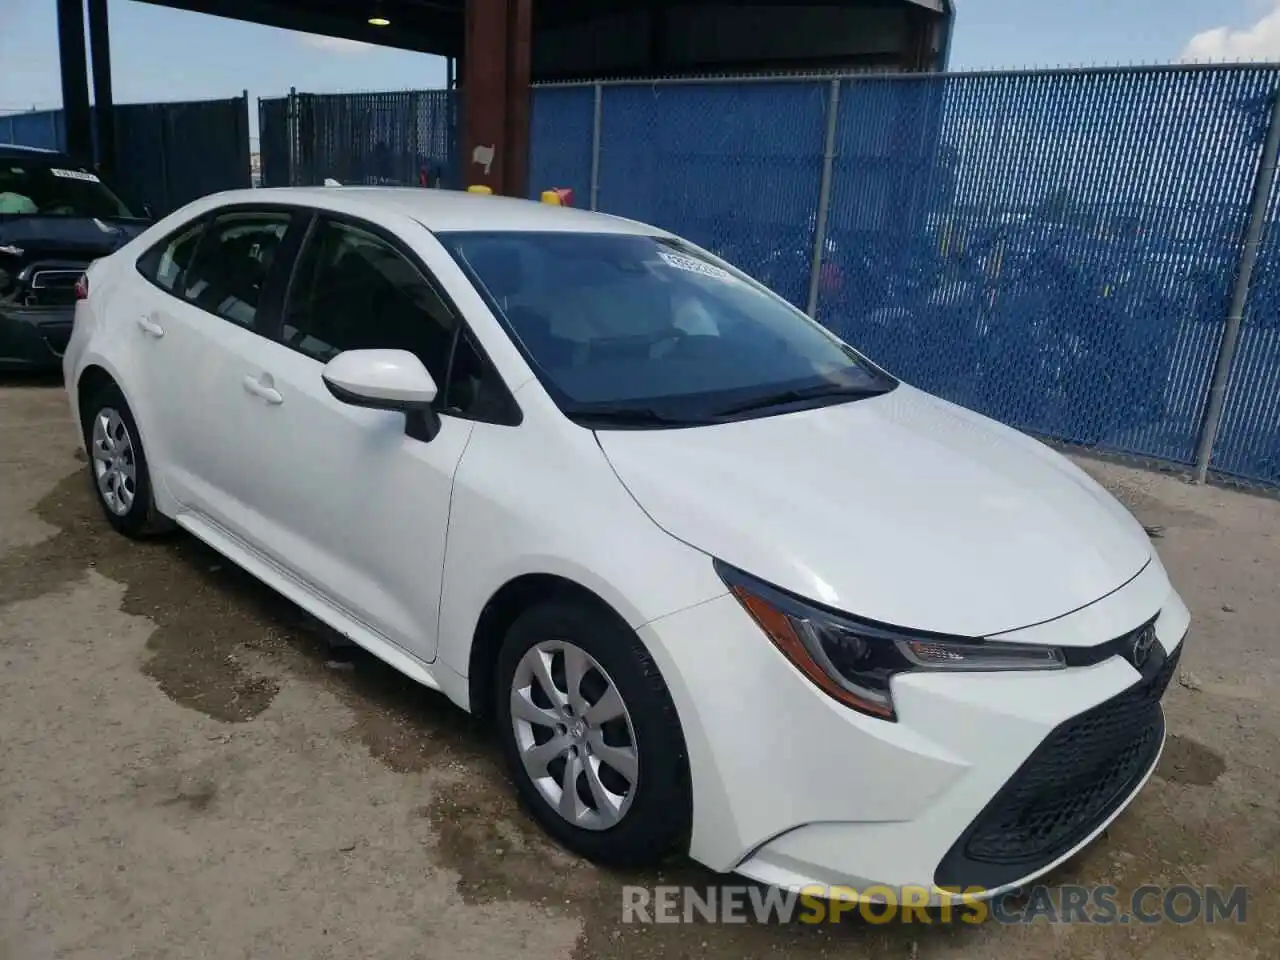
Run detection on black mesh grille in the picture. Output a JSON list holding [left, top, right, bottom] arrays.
[[935, 641, 1181, 891]]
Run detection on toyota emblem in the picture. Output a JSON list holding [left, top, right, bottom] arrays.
[[1129, 626, 1158, 670]]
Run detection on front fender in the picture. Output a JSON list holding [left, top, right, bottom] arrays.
[[435, 417, 727, 680]]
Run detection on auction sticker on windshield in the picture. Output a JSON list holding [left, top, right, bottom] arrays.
[[50, 168, 101, 183], [657, 251, 735, 283]]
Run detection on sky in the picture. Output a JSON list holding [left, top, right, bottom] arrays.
[[1, 0, 1279, 147]]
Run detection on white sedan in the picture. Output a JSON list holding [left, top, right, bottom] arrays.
[[63, 187, 1189, 901]]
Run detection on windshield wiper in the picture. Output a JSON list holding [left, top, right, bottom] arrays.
[[713, 382, 892, 418], [570, 405, 711, 428]]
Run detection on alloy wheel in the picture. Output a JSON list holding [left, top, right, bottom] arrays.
[[90, 407, 137, 516], [509, 639, 640, 831]]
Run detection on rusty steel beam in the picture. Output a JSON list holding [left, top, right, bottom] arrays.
[[461, 0, 531, 197]]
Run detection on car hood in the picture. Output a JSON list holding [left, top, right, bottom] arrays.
[[0, 216, 146, 259], [595, 385, 1153, 638]]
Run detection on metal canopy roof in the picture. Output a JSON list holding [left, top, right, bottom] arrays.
[[136, 0, 953, 62], [137, 0, 466, 56]]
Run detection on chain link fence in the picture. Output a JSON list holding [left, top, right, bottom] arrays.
[[530, 65, 1280, 491], [257, 89, 459, 190], [0, 96, 251, 217]]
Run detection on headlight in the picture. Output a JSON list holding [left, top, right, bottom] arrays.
[[716, 561, 1065, 721]]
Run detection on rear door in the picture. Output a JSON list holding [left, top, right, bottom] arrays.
[[131, 206, 304, 521]]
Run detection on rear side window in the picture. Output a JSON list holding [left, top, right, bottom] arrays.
[[179, 211, 292, 329], [136, 219, 206, 293]]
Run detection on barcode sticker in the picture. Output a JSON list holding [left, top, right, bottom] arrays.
[[657, 251, 735, 283], [50, 168, 101, 183]]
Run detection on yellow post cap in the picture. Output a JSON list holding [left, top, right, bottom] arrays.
[[466, 184, 494, 195], [541, 190, 563, 205]]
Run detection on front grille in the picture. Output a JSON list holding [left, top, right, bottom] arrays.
[[935, 640, 1181, 892], [30, 268, 82, 290], [23, 263, 87, 307]]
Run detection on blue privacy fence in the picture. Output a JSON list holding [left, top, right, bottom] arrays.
[[0, 96, 251, 217], [530, 66, 1280, 489], [0, 110, 63, 152]]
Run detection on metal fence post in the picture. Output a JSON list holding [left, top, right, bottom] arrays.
[[1193, 87, 1280, 483], [237, 89, 252, 189], [806, 79, 841, 319], [589, 82, 603, 211], [286, 86, 298, 186], [157, 105, 171, 216]]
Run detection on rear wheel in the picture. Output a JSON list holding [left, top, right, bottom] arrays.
[[81, 383, 173, 539], [495, 599, 691, 867]]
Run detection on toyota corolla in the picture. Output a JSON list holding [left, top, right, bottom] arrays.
[[62, 187, 1189, 901]]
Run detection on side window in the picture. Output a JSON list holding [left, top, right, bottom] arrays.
[[179, 211, 292, 329], [136, 219, 205, 293], [283, 217, 490, 413]]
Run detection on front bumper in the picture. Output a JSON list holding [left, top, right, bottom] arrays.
[[639, 559, 1190, 902], [0, 304, 75, 371]]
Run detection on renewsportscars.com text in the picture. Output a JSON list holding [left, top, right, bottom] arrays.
[[621, 884, 1249, 925]]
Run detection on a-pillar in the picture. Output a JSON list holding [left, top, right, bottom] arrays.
[[56, 0, 93, 163], [460, 0, 531, 197]]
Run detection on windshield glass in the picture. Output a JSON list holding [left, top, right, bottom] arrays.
[[0, 158, 136, 219], [439, 231, 894, 425]]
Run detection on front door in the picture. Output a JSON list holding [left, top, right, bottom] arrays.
[[230, 214, 487, 663]]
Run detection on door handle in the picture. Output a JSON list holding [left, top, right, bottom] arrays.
[[242, 375, 283, 405], [136, 315, 165, 338]]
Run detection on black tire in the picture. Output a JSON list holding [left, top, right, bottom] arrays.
[[80, 382, 174, 539], [494, 598, 691, 867]]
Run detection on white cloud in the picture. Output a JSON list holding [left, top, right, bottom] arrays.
[[299, 33, 374, 54], [1181, 2, 1280, 62]]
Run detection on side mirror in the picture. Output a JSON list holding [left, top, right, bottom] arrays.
[[322, 349, 441, 442]]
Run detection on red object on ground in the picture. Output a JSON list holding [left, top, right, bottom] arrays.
[[549, 187, 574, 206]]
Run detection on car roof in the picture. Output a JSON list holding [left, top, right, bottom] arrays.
[[203, 186, 669, 237]]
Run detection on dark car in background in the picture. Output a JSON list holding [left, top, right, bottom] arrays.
[[0, 144, 150, 371]]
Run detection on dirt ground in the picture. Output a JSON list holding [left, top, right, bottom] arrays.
[[1, 377, 1277, 960]]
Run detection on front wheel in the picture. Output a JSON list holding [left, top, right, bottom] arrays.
[[495, 599, 691, 867]]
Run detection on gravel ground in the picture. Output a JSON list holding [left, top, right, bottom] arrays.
[[1, 377, 1276, 960]]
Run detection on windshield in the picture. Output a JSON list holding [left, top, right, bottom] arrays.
[[0, 159, 137, 219], [439, 231, 894, 426]]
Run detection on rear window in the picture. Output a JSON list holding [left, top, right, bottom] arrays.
[[0, 159, 136, 219]]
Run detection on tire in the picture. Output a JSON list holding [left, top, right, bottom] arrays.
[[80, 382, 174, 539], [495, 598, 691, 867]]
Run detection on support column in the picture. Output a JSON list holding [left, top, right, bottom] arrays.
[[647, 3, 668, 74], [57, 0, 93, 162], [87, 0, 115, 176], [901, 5, 932, 70], [461, 0, 531, 197]]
